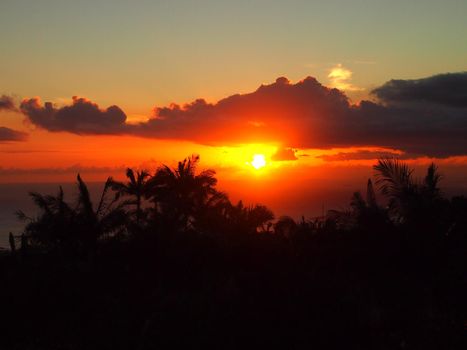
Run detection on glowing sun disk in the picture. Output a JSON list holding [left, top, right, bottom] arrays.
[[251, 154, 266, 169]]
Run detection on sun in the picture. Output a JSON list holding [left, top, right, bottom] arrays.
[[251, 154, 266, 169]]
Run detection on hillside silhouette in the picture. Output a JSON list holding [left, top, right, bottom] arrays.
[[1, 156, 466, 349]]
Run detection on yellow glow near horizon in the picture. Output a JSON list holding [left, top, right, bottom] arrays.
[[251, 154, 267, 169], [211, 143, 277, 168]]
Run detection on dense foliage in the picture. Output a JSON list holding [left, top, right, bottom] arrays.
[[1, 156, 466, 349]]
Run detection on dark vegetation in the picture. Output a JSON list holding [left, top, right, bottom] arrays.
[[1, 156, 466, 349]]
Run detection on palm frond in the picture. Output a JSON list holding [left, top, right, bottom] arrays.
[[16, 209, 32, 222], [96, 177, 113, 216], [350, 191, 366, 212], [28, 191, 52, 214], [366, 179, 378, 209], [126, 168, 136, 185], [76, 174, 94, 217], [424, 162, 442, 193], [373, 157, 414, 198]]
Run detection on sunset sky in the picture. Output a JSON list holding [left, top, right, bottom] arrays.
[[1, 0, 467, 216]]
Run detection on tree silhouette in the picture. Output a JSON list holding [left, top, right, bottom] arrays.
[[146, 155, 222, 231], [109, 168, 150, 227], [16, 186, 76, 250], [274, 216, 298, 237], [191, 190, 232, 235], [17, 175, 126, 253], [4, 155, 466, 350], [422, 163, 442, 201], [227, 201, 275, 234], [373, 158, 443, 226], [75, 174, 127, 250], [327, 179, 386, 229]]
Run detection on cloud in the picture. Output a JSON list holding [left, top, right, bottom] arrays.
[[136, 76, 351, 145], [20, 96, 127, 134], [0, 164, 126, 176], [271, 148, 298, 161], [0, 95, 16, 111], [372, 72, 467, 107], [316, 150, 413, 162], [0, 149, 59, 154], [19, 72, 467, 158], [327, 64, 363, 92], [0, 126, 28, 142]]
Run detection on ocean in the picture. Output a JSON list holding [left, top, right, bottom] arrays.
[[0, 181, 349, 248], [2, 181, 465, 249], [0, 183, 105, 248]]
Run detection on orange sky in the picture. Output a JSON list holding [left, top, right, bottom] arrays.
[[1, 1, 467, 221], [2, 118, 467, 218], [2, 73, 467, 217]]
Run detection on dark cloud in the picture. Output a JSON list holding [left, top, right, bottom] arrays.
[[19, 73, 467, 158], [316, 150, 415, 162], [135, 76, 351, 146], [271, 148, 298, 161], [372, 72, 467, 107], [0, 149, 59, 154], [0, 126, 28, 142], [139, 74, 467, 157], [0, 95, 16, 111], [20, 96, 127, 134], [0, 164, 126, 176]]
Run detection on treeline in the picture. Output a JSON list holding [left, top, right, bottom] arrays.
[[1, 156, 466, 349], [11, 155, 276, 255]]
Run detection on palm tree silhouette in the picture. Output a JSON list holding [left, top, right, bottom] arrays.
[[18, 175, 126, 252], [146, 155, 221, 231], [109, 168, 150, 227], [422, 163, 442, 201], [191, 190, 232, 234], [327, 179, 386, 229], [75, 174, 127, 250], [227, 201, 275, 234], [17, 186, 75, 249], [373, 158, 443, 225]]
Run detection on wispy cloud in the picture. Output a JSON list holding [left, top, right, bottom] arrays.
[[0, 126, 28, 142], [271, 148, 298, 161], [316, 149, 412, 162], [0, 164, 126, 176], [327, 64, 364, 92]]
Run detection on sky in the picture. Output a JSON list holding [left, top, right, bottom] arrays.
[[1, 0, 467, 216]]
